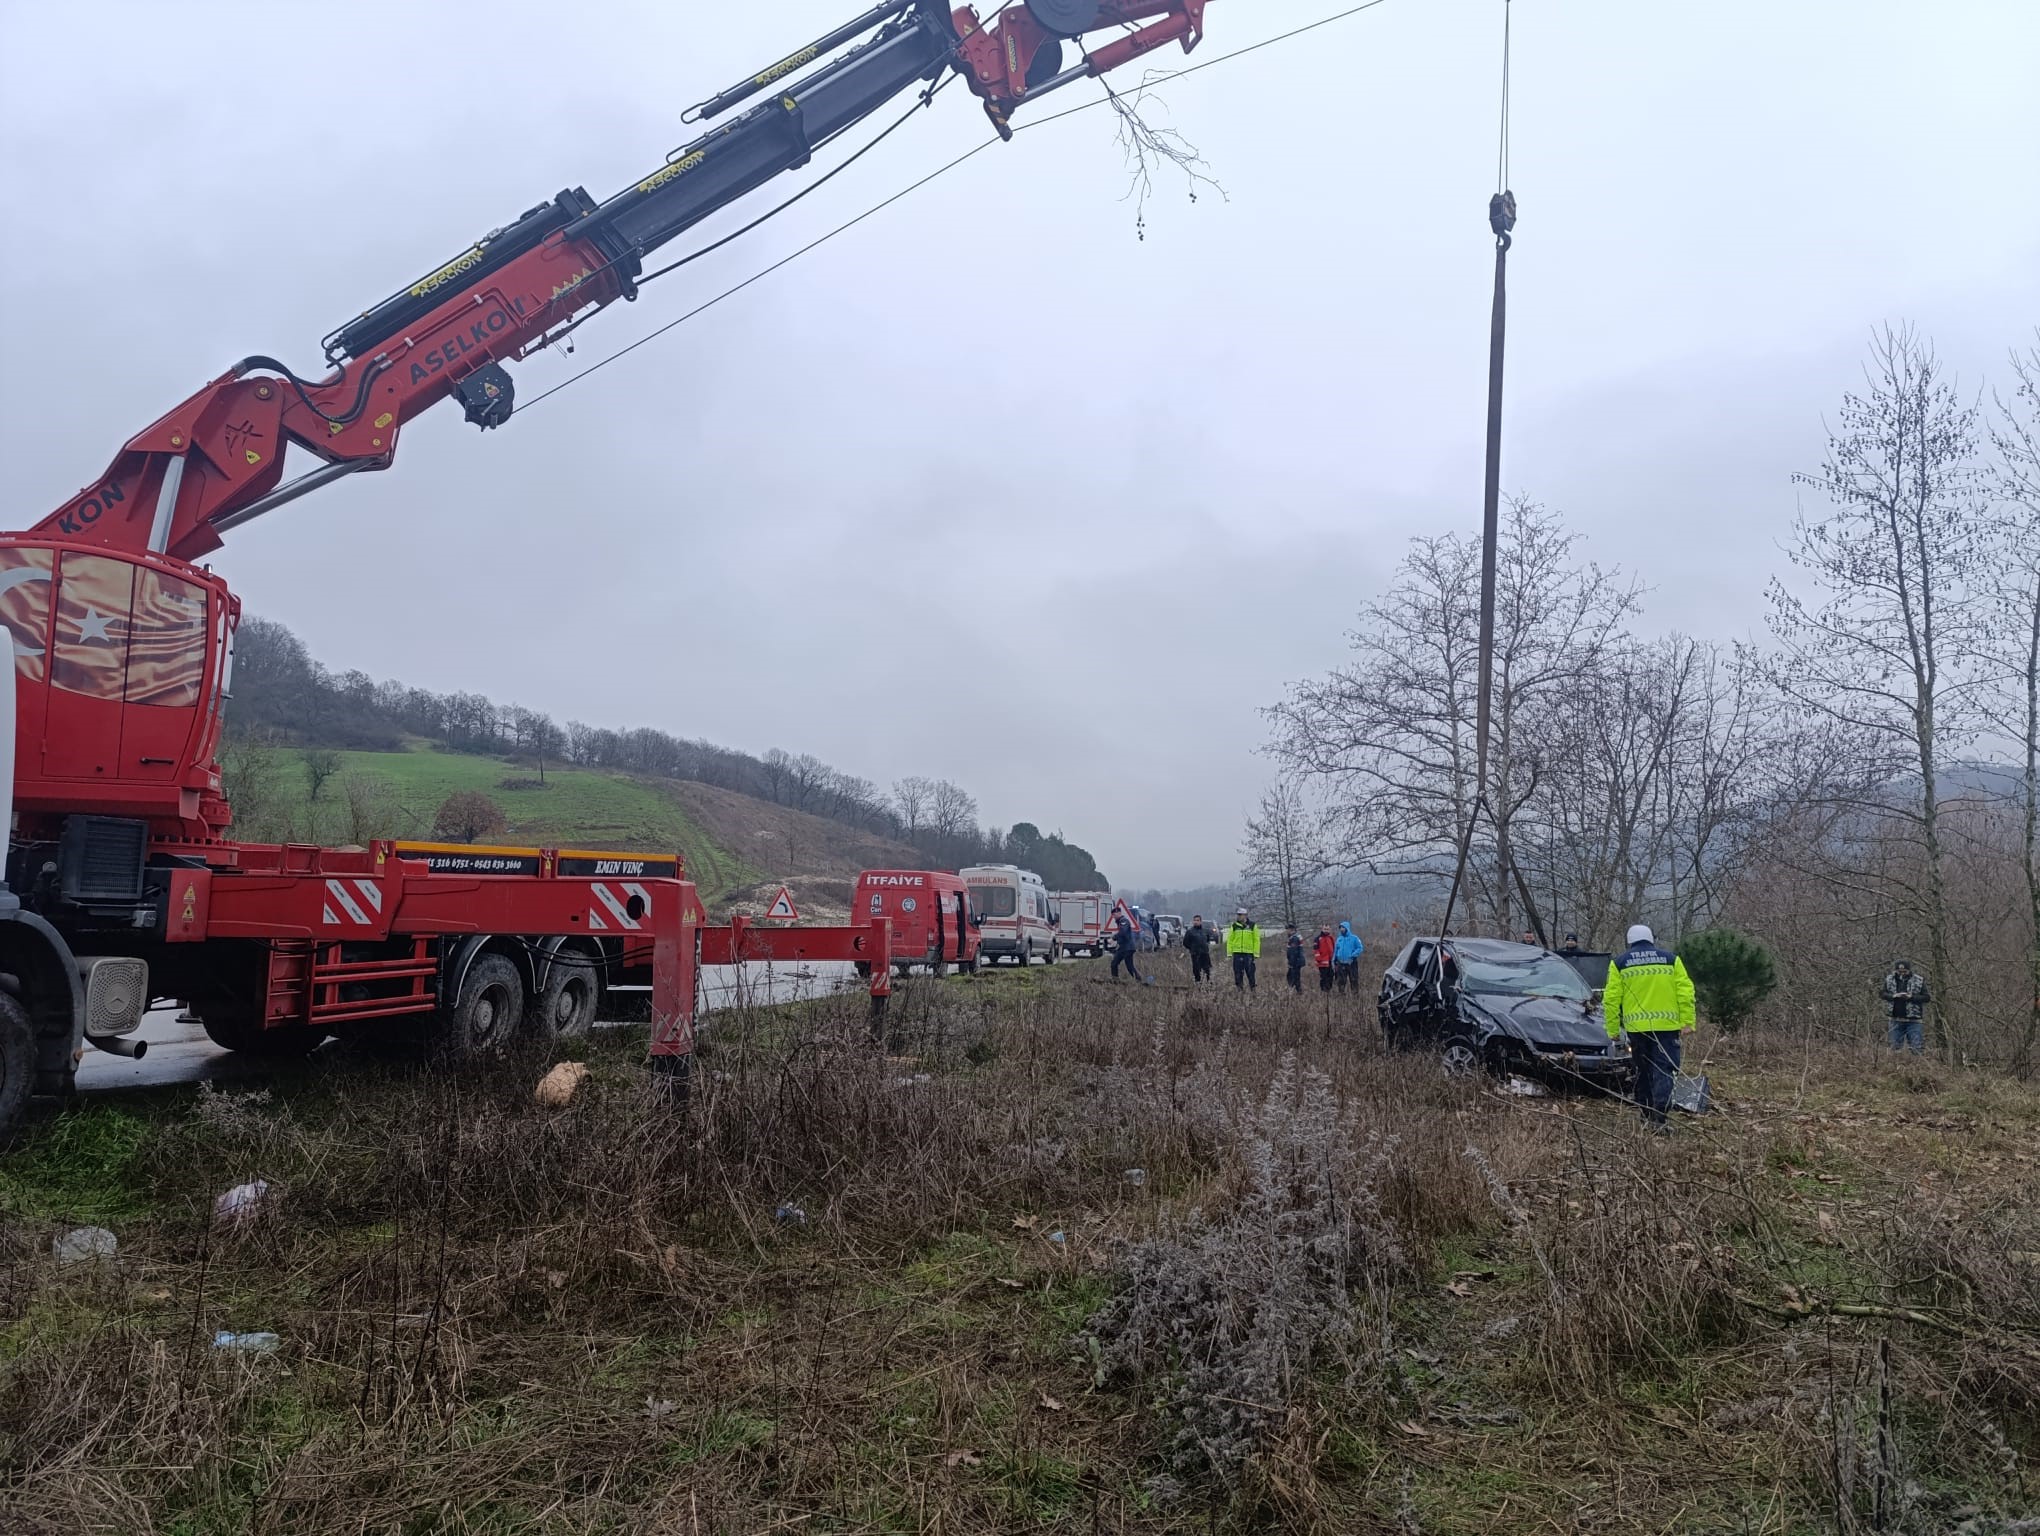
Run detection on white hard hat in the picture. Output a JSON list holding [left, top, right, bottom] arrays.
[[1627, 923, 1655, 945]]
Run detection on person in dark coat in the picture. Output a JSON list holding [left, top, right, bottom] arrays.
[[1182, 915, 1215, 984], [1881, 960, 1930, 1054], [1285, 925, 1307, 992], [1110, 910, 1150, 985]]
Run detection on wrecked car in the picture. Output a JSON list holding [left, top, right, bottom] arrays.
[[1377, 936, 1633, 1091]]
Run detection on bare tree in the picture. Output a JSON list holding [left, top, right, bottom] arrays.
[[1240, 779, 1329, 929], [891, 776, 936, 841], [759, 748, 795, 806], [1987, 331, 2040, 1074], [219, 729, 289, 842], [1267, 499, 1634, 933], [300, 747, 343, 807], [337, 772, 404, 846], [786, 753, 833, 812], [1766, 325, 1990, 1054], [927, 780, 979, 844]]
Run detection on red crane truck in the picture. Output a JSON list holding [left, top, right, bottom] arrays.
[[0, 2, 1212, 1135]]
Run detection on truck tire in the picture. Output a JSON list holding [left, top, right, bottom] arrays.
[[199, 1010, 327, 1058], [0, 992, 34, 1138], [536, 961, 600, 1041], [438, 954, 527, 1059]]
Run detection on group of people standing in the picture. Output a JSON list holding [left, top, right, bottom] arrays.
[[1178, 911, 1264, 988], [1165, 911, 1366, 995]]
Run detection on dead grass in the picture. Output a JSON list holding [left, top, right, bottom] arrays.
[[2, 947, 2037, 1534]]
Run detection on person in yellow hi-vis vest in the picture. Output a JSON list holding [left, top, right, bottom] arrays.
[[1225, 908, 1261, 993], [1604, 923, 1696, 1132]]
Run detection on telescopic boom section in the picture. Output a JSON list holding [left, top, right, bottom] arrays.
[[27, 1, 1208, 566]]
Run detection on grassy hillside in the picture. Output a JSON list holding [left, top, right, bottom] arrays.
[[244, 745, 757, 900], [242, 745, 930, 910], [5, 961, 2036, 1532]]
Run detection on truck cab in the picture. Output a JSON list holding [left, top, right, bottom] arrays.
[[961, 864, 1057, 967], [0, 632, 152, 1134]]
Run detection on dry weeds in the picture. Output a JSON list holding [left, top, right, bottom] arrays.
[[1, 953, 2036, 1533]]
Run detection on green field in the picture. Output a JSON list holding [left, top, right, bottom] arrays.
[[236, 744, 757, 898]]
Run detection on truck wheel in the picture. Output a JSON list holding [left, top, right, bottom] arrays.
[[439, 954, 526, 1059], [894, 962, 912, 980], [199, 1010, 327, 1058], [537, 962, 600, 1040], [0, 993, 34, 1137], [854, 961, 872, 980]]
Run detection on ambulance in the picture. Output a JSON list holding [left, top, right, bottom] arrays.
[[961, 864, 1058, 966]]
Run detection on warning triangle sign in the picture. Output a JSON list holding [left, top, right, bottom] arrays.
[[764, 885, 799, 921]]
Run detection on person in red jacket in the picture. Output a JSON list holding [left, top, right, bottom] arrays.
[[1313, 928, 1335, 992]]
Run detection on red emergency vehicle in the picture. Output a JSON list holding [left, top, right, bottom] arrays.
[[0, 0, 1216, 1131], [852, 870, 979, 977]]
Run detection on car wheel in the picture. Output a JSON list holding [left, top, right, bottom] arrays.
[[1045, 941, 1058, 967], [1021, 941, 1033, 967], [1438, 1033, 1485, 1079]]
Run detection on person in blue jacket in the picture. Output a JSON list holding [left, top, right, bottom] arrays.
[[1332, 922, 1364, 993]]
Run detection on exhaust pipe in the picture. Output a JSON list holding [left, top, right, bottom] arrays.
[[87, 1034, 148, 1059]]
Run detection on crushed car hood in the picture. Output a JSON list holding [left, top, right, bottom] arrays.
[[1462, 993, 1607, 1048]]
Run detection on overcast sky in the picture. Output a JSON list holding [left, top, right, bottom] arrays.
[[3, 1, 2035, 888]]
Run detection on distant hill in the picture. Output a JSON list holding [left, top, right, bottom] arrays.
[[222, 616, 1109, 905], [229, 742, 929, 914]]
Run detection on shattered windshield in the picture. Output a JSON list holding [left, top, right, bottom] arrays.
[[1452, 951, 1592, 1001]]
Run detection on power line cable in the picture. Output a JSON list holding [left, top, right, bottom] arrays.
[[516, 0, 1394, 416]]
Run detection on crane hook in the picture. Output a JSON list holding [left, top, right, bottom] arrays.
[[1488, 189, 1516, 252]]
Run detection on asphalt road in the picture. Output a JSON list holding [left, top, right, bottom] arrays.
[[74, 960, 869, 1097]]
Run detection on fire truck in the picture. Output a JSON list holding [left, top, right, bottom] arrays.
[[0, 2, 1212, 1134]]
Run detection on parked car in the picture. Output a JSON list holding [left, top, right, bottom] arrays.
[[1377, 936, 1632, 1091], [1157, 914, 1185, 945], [851, 869, 979, 977]]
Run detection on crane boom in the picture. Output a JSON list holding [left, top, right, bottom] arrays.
[[28, 1, 1207, 566]]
